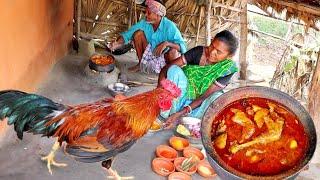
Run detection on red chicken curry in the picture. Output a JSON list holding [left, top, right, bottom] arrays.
[[211, 97, 308, 176]]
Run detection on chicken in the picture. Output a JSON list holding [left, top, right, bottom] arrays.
[[0, 79, 181, 179], [230, 108, 255, 143], [230, 115, 284, 154], [254, 108, 269, 128]]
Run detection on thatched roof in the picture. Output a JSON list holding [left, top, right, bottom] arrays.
[[77, 0, 320, 46], [252, 0, 320, 29], [78, 0, 244, 46]]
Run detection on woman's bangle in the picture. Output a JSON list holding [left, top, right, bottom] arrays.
[[184, 105, 192, 114]]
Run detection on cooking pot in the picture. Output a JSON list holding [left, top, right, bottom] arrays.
[[201, 86, 317, 179], [89, 54, 115, 72]]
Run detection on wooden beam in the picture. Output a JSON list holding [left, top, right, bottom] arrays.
[[195, 6, 204, 46], [109, 0, 127, 6], [250, 29, 285, 41], [284, 21, 293, 41], [267, 0, 320, 17], [206, 0, 213, 46], [80, 32, 106, 40], [128, 0, 133, 29], [308, 52, 320, 140], [134, 0, 137, 24], [239, 2, 248, 80], [167, 11, 240, 23], [76, 0, 81, 40], [81, 17, 127, 28], [212, 2, 242, 12], [247, 10, 320, 31], [248, 10, 302, 26], [182, 33, 206, 39]]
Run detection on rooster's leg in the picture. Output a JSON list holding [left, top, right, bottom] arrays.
[[102, 159, 134, 180], [41, 139, 67, 175]]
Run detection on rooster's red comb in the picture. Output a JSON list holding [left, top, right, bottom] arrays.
[[160, 79, 181, 98]]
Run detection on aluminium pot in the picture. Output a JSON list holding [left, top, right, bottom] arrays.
[[201, 86, 317, 180], [88, 54, 115, 73]]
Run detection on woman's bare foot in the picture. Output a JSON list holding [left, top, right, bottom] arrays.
[[128, 64, 140, 72]]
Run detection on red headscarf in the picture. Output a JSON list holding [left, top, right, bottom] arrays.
[[145, 0, 166, 16]]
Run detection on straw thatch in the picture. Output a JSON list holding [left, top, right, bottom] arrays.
[[76, 0, 320, 46], [77, 0, 245, 47], [252, 0, 320, 30]]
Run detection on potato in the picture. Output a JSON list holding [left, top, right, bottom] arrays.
[[289, 139, 298, 149], [214, 133, 227, 149]]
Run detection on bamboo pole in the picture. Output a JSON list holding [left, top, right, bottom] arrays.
[[76, 0, 82, 40], [267, 0, 320, 17], [80, 32, 106, 40], [196, 6, 204, 46], [81, 17, 127, 27], [308, 52, 320, 130], [285, 21, 293, 42], [206, 0, 213, 46], [182, 33, 206, 39], [166, 11, 240, 23], [308, 52, 320, 163], [134, 1, 137, 24], [128, 0, 133, 28], [250, 29, 285, 41], [211, 2, 242, 12], [239, 1, 248, 80], [247, 10, 319, 31]]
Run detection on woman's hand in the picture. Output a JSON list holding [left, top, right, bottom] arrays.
[[163, 111, 184, 129]]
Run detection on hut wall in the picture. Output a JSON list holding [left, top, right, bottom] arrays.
[[0, 0, 74, 91], [0, 0, 74, 140]]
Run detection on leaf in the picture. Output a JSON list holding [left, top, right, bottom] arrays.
[[284, 57, 297, 73]]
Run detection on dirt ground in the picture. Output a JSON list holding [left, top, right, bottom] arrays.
[[247, 36, 287, 83]]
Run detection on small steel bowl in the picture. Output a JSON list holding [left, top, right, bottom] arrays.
[[174, 117, 202, 147], [107, 82, 131, 97]]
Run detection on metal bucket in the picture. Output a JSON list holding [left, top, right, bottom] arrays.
[[201, 86, 317, 179]]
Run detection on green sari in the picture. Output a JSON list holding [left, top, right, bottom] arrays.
[[182, 59, 238, 99]]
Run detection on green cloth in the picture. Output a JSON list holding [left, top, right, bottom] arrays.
[[182, 59, 238, 99]]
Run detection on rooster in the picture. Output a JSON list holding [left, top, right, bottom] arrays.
[[0, 79, 180, 179]]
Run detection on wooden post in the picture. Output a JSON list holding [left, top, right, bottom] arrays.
[[239, 1, 248, 80], [134, 1, 138, 24], [308, 52, 320, 163], [206, 0, 213, 46], [76, 0, 81, 40], [284, 21, 293, 42], [128, 0, 133, 28], [195, 6, 204, 46]]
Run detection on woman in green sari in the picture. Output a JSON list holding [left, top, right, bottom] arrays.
[[157, 30, 239, 128]]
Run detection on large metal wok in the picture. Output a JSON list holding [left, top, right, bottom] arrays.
[[201, 86, 317, 180]]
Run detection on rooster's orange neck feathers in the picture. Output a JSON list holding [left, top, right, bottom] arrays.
[[111, 88, 169, 137]]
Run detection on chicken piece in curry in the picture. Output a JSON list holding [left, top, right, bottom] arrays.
[[211, 97, 308, 176]]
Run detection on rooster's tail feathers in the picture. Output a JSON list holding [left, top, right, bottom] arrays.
[[0, 90, 65, 139]]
